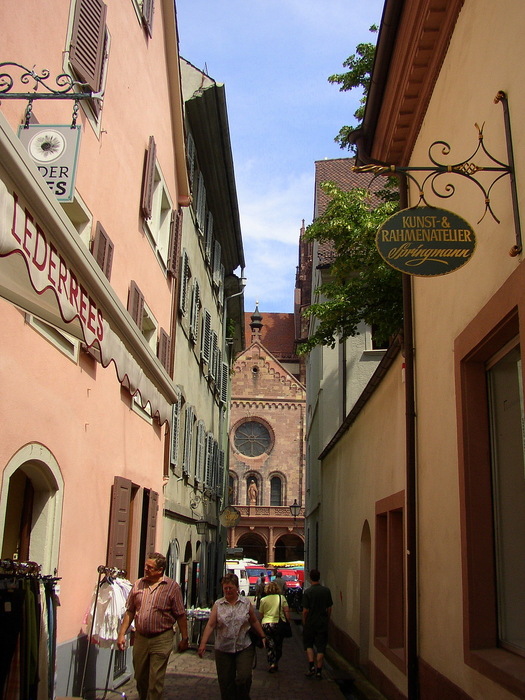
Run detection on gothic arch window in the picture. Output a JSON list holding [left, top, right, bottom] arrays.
[[233, 418, 273, 458], [270, 475, 283, 506], [0, 444, 64, 575]]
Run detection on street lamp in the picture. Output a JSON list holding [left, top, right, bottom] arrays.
[[289, 499, 302, 522], [195, 519, 207, 536]]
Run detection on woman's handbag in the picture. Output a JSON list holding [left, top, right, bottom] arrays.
[[278, 596, 292, 638], [249, 628, 264, 647]]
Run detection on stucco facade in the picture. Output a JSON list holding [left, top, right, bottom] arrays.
[[0, 1, 243, 696], [310, 1, 525, 699]]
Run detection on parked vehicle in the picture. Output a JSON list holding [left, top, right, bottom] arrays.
[[246, 565, 273, 595], [225, 560, 250, 596]]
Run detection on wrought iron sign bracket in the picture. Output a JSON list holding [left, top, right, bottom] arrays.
[[354, 91, 522, 256], [0, 62, 101, 128]]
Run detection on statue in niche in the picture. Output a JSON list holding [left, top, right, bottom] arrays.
[[248, 480, 258, 505]]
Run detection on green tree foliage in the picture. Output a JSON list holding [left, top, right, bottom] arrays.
[[328, 25, 377, 150], [298, 183, 402, 354]]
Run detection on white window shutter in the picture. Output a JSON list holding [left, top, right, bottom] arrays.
[[179, 250, 190, 314], [201, 309, 211, 364], [170, 388, 182, 469], [196, 420, 206, 483]]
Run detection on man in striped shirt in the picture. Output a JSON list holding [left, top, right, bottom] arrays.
[[117, 552, 189, 700]]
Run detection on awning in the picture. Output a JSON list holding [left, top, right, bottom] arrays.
[[0, 113, 173, 425]]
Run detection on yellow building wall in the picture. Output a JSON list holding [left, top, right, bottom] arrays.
[[409, 1, 525, 697]]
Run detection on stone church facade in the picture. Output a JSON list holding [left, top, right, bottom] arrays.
[[227, 307, 305, 564]]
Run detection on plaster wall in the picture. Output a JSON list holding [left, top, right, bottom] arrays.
[[408, 1, 525, 697], [320, 353, 406, 694]]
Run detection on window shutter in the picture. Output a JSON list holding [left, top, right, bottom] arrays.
[[91, 221, 114, 280], [195, 420, 206, 483], [145, 489, 158, 556], [187, 132, 196, 192], [141, 136, 157, 220], [182, 405, 195, 476], [205, 211, 214, 262], [209, 331, 218, 381], [213, 240, 221, 285], [217, 449, 225, 497], [212, 439, 219, 492], [218, 263, 225, 307], [201, 309, 211, 364], [128, 281, 144, 329], [195, 172, 206, 233], [170, 388, 182, 470], [168, 208, 182, 277], [204, 432, 214, 488], [157, 328, 171, 371], [107, 476, 132, 569], [220, 361, 229, 404], [179, 250, 190, 314], [69, 0, 107, 91], [142, 0, 155, 37], [189, 279, 200, 342]]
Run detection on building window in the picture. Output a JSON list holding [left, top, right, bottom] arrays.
[[487, 341, 525, 652], [374, 491, 405, 672], [0, 445, 64, 575], [234, 420, 272, 458], [270, 476, 282, 506], [141, 136, 173, 269], [456, 297, 525, 695]]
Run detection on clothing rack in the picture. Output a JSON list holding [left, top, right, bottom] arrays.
[[0, 558, 60, 581], [80, 565, 128, 699], [0, 559, 60, 700]]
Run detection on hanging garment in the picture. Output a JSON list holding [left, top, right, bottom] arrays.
[[84, 578, 132, 646]]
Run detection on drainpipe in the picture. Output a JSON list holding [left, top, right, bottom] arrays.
[[400, 177, 418, 700]]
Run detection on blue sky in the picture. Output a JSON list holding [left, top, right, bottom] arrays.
[[176, 0, 385, 313]]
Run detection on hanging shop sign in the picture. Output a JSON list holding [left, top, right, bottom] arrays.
[[17, 124, 81, 202], [376, 206, 476, 276], [220, 506, 241, 528]]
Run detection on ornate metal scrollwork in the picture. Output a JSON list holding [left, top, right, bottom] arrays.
[[353, 93, 521, 254], [0, 62, 96, 128], [0, 62, 92, 99]]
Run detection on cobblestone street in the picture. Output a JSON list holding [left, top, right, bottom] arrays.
[[111, 611, 385, 700]]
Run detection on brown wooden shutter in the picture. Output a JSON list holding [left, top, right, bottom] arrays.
[[69, 0, 107, 91], [107, 476, 132, 570], [141, 136, 156, 220], [128, 281, 144, 329], [168, 208, 182, 277], [91, 221, 114, 280], [145, 489, 159, 557], [158, 328, 171, 371], [142, 0, 155, 37]]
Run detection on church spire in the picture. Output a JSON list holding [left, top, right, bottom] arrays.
[[250, 302, 263, 343]]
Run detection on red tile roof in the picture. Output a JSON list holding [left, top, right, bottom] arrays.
[[244, 311, 297, 359]]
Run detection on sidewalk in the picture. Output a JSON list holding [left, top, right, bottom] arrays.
[[116, 613, 386, 700]]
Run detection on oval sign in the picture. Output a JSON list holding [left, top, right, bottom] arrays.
[[376, 206, 476, 276]]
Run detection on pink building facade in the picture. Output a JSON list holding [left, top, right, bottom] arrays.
[[0, 0, 228, 695]]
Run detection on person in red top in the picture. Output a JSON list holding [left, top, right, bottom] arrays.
[[117, 553, 188, 700]]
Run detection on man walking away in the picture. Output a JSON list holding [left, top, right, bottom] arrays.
[[302, 568, 333, 680], [274, 570, 286, 594], [117, 552, 189, 700]]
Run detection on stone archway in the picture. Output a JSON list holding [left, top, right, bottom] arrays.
[[274, 533, 304, 562], [236, 532, 267, 563]]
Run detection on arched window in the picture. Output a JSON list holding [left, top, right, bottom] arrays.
[[0, 444, 63, 575], [270, 476, 282, 506]]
